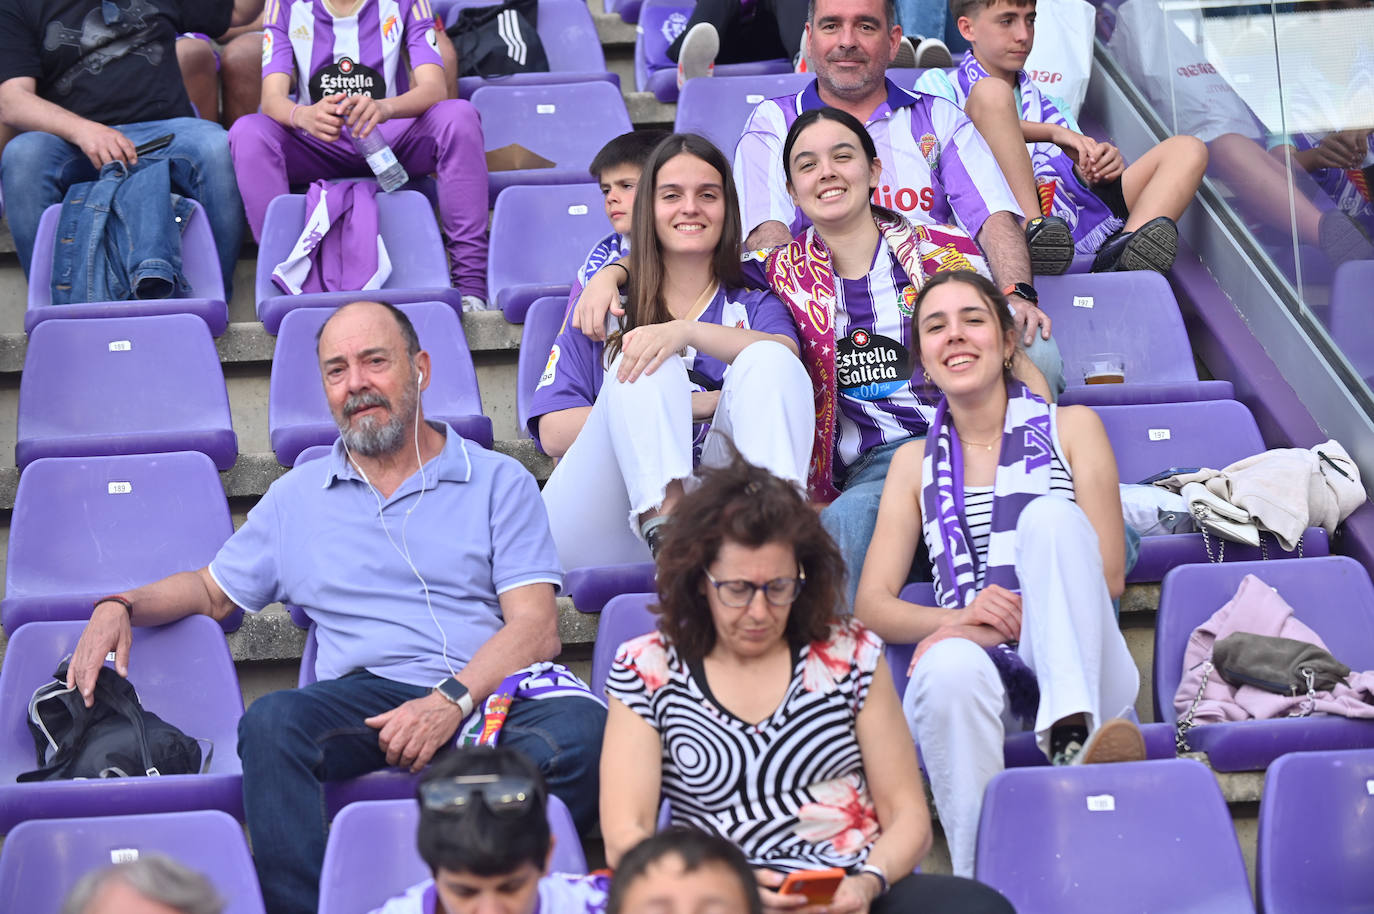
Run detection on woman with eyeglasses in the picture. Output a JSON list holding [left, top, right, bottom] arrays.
[[600, 452, 1014, 914]]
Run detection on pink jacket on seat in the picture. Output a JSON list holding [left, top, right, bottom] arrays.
[[1174, 573, 1374, 724]]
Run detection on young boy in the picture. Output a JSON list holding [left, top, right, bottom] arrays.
[[368, 747, 609, 914], [919, 0, 1209, 273], [567, 131, 669, 309]]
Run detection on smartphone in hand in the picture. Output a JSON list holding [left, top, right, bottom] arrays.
[[778, 868, 847, 905], [133, 134, 175, 157]]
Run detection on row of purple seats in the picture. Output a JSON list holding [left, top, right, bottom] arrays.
[[433, 0, 617, 98], [16, 313, 237, 472], [489, 185, 615, 321], [0, 810, 265, 914], [636, 0, 793, 103], [318, 797, 587, 914], [269, 300, 492, 466], [26, 200, 229, 336]]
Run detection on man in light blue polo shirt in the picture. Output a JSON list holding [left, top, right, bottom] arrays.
[[66, 300, 607, 914]]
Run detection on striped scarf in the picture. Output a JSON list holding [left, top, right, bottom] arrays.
[[765, 212, 989, 501]]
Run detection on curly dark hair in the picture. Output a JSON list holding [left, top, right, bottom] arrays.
[[653, 450, 846, 663]]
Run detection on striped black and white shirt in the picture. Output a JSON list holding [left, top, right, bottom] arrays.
[[963, 446, 1075, 589]]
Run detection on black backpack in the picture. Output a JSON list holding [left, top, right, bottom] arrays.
[[446, 0, 550, 78], [18, 660, 206, 782]]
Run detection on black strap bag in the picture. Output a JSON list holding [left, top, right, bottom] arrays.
[[18, 660, 207, 782], [446, 0, 550, 78]]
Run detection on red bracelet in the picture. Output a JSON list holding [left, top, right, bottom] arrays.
[[94, 595, 133, 618]]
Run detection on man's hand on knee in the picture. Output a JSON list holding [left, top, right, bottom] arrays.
[[365, 691, 466, 772]]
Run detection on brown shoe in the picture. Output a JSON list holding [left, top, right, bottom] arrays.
[[1075, 717, 1147, 765]]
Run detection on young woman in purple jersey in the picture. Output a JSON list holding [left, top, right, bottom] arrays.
[[853, 269, 1143, 878], [532, 134, 812, 568]]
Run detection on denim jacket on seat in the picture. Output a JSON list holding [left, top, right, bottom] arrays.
[[52, 158, 195, 305]]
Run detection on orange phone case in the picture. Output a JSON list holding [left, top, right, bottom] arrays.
[[778, 867, 847, 904]]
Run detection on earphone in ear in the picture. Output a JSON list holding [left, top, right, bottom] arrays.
[[417, 371, 424, 384]]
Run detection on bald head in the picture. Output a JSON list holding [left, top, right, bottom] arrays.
[[316, 300, 421, 360]]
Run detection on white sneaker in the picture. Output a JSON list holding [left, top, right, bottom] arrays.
[[460, 294, 492, 312], [892, 35, 918, 68], [915, 37, 954, 69], [676, 22, 719, 89]]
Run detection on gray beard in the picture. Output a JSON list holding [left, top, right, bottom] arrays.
[[336, 385, 418, 457]]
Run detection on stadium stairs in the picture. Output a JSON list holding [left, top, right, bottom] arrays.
[[0, 3, 1362, 884]]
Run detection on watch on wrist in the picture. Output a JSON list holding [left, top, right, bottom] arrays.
[[434, 676, 475, 717], [1003, 282, 1039, 305]]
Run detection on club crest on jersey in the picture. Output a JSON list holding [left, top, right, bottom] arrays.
[[1035, 176, 1057, 217], [899, 284, 918, 317], [536, 345, 560, 391], [381, 13, 400, 42], [919, 133, 939, 167]]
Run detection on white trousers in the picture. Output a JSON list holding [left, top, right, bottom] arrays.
[[903, 496, 1139, 877], [541, 340, 814, 570]]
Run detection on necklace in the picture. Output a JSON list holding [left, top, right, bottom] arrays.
[[959, 435, 999, 451]]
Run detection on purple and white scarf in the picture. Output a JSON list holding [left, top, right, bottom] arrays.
[[956, 55, 1123, 252], [919, 380, 1055, 724], [454, 662, 602, 747]]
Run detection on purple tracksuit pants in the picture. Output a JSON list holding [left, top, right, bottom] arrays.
[[228, 98, 488, 298]]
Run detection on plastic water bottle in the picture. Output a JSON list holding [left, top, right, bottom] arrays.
[[347, 124, 408, 193]]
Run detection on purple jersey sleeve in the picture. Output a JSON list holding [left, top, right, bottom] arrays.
[[261, 0, 296, 80], [401, 0, 443, 71], [925, 95, 1022, 238], [740, 288, 800, 349], [525, 316, 607, 440]]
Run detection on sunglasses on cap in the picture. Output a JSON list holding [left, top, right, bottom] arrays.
[[419, 774, 538, 816]]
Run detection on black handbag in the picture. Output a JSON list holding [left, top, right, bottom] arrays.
[[1213, 632, 1350, 696], [446, 0, 550, 78], [18, 660, 207, 782]]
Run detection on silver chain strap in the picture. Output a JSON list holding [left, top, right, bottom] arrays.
[[1193, 503, 1225, 563], [1176, 659, 1213, 753]]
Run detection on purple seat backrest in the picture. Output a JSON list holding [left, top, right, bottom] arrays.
[[635, 0, 691, 78], [674, 73, 815, 159], [517, 296, 569, 440], [318, 796, 587, 914], [26, 200, 228, 334], [472, 82, 632, 174], [254, 189, 451, 317], [1330, 260, 1374, 381], [564, 562, 658, 614], [976, 759, 1253, 913], [590, 593, 659, 699], [435, 0, 607, 72], [1152, 556, 1374, 723], [0, 811, 262, 914], [2, 452, 238, 634], [1034, 272, 1197, 387], [1258, 748, 1374, 914], [16, 313, 237, 471], [489, 184, 613, 320], [0, 810, 264, 914], [268, 301, 487, 465], [1092, 399, 1264, 485], [0, 617, 245, 832]]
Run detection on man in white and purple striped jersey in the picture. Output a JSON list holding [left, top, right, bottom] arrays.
[[733, 0, 1062, 392], [228, 0, 490, 308]]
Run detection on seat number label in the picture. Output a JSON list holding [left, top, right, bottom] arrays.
[[1073, 296, 1094, 308], [108, 482, 133, 494], [1148, 428, 1171, 441], [108, 340, 132, 352], [1086, 794, 1116, 812]]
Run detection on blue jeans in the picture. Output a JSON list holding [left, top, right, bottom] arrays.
[[822, 437, 917, 609], [0, 117, 244, 294], [237, 671, 606, 914]]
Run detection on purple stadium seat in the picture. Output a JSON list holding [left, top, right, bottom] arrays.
[[565, 562, 657, 614], [607, 0, 641, 23], [2, 452, 240, 634], [254, 188, 459, 334], [16, 313, 237, 471], [888, 584, 1174, 767], [590, 593, 658, 697], [634, 0, 793, 103], [1153, 556, 1374, 771], [268, 301, 492, 465], [1257, 748, 1374, 914], [1094, 400, 1328, 581], [473, 83, 633, 203], [0, 617, 245, 833], [1035, 271, 1235, 406], [0, 810, 265, 914], [318, 796, 587, 914], [1330, 260, 1374, 385], [975, 759, 1253, 913], [25, 200, 229, 336], [674, 73, 814, 157], [489, 184, 611, 321], [517, 296, 567, 442], [434, 0, 616, 98]]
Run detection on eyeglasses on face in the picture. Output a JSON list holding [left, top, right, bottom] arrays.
[[703, 569, 806, 608], [419, 774, 537, 817]]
